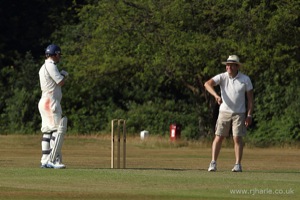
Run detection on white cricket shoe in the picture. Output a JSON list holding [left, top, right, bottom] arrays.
[[232, 164, 242, 172], [208, 161, 217, 172], [40, 163, 49, 168], [47, 161, 66, 169]]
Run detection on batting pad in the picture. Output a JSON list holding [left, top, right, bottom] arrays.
[[50, 117, 67, 163]]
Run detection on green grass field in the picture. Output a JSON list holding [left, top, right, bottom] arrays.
[[0, 135, 299, 200]]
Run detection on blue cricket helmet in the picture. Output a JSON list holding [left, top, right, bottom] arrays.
[[45, 44, 61, 55]]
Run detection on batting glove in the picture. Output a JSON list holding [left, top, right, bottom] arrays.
[[60, 70, 69, 78]]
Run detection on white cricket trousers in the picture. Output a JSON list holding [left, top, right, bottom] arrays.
[[38, 96, 62, 164]]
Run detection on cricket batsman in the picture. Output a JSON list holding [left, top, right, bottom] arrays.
[[38, 44, 68, 169]]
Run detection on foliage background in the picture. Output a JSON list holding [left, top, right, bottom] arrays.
[[0, 0, 299, 145]]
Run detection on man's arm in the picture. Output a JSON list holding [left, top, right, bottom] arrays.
[[204, 79, 222, 105], [57, 70, 69, 86], [245, 89, 254, 127], [58, 79, 65, 86], [246, 90, 254, 116]]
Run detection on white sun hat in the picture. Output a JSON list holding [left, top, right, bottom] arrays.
[[221, 55, 242, 66]]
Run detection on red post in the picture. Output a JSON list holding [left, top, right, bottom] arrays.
[[170, 123, 181, 141]]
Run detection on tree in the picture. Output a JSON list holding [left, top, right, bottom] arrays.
[[1, 0, 299, 143]]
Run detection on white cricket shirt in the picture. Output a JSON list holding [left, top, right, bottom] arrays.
[[212, 72, 253, 113], [39, 59, 64, 100]]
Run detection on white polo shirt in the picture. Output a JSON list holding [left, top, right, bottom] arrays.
[[212, 72, 253, 113], [39, 59, 64, 100]]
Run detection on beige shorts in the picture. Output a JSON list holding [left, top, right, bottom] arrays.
[[215, 112, 246, 137]]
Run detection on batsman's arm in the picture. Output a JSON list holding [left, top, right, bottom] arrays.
[[204, 79, 222, 105], [58, 70, 69, 86], [58, 79, 65, 86]]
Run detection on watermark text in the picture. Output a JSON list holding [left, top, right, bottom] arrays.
[[230, 188, 294, 195]]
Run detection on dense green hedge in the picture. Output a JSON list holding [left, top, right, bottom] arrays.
[[0, 0, 299, 146]]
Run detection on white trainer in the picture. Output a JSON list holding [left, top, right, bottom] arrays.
[[208, 161, 217, 172], [47, 161, 66, 169], [40, 163, 49, 168], [232, 164, 242, 172]]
